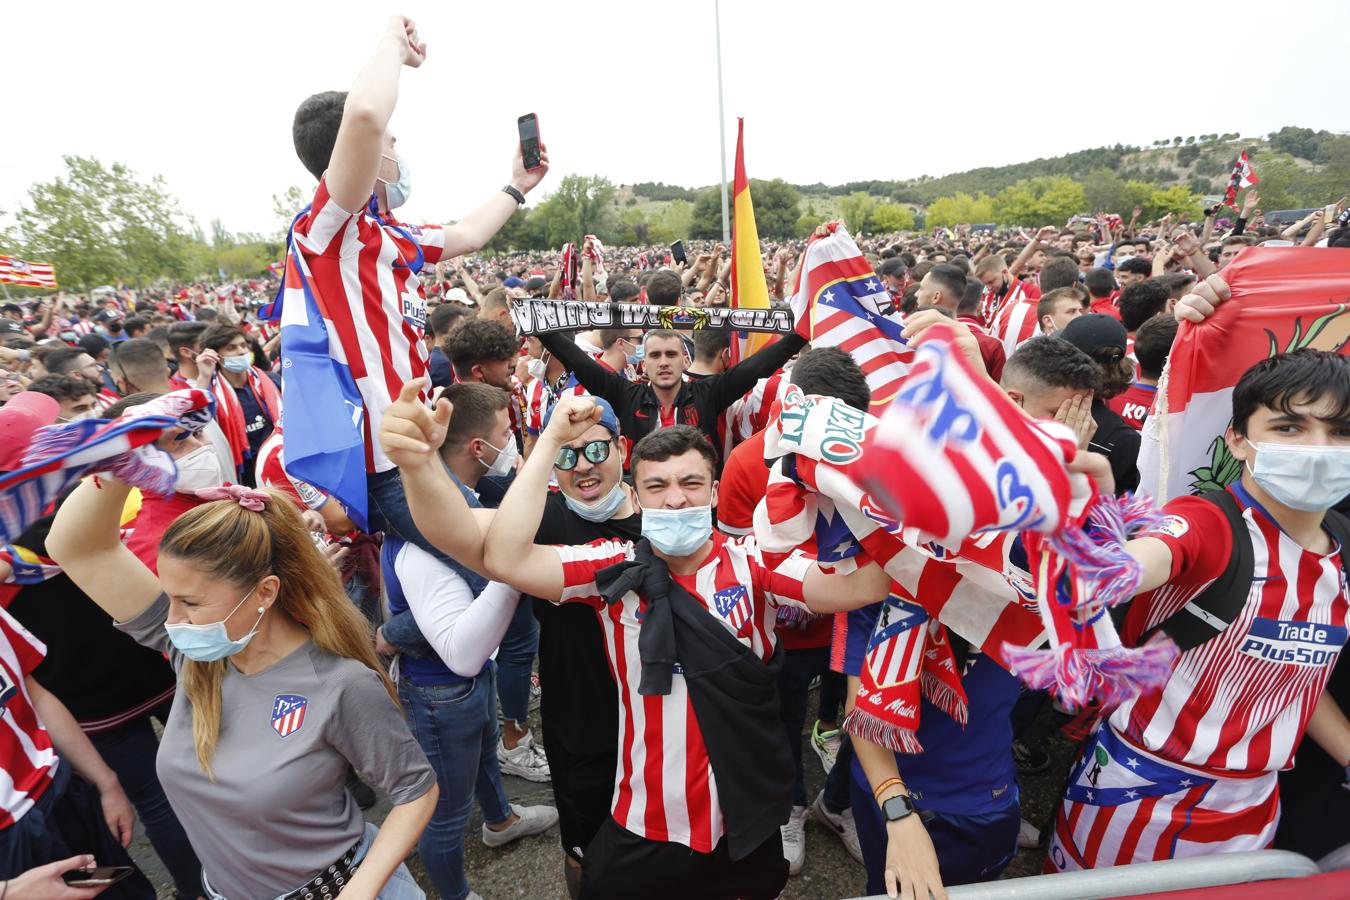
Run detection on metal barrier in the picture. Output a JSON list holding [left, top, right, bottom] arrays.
[[847, 850, 1322, 900]]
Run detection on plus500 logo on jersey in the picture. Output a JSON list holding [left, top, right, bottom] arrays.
[[1239, 618, 1348, 666]]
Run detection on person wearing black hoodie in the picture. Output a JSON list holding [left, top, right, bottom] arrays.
[[1058, 314, 1141, 494]]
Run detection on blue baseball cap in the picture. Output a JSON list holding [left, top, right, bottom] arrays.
[[503, 276, 526, 288], [542, 395, 620, 437]]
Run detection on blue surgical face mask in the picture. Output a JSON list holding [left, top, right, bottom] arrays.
[[377, 154, 412, 209], [624, 340, 643, 368], [641, 504, 713, 556], [563, 482, 627, 522], [220, 354, 252, 373], [164, 586, 265, 662], [1246, 439, 1350, 512]]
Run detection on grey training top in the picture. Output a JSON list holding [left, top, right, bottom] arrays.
[[116, 594, 435, 899]]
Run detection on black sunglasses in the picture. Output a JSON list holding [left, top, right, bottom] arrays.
[[555, 439, 613, 470]]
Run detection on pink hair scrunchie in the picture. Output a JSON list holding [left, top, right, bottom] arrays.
[[195, 484, 270, 512]]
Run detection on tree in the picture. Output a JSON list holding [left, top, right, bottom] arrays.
[[1173, 136, 1184, 146], [529, 175, 618, 247], [747, 179, 802, 240], [215, 244, 274, 278], [925, 192, 996, 228], [1144, 185, 1202, 221], [691, 188, 724, 240], [991, 176, 1087, 226], [1176, 144, 1201, 167], [837, 191, 878, 233], [662, 199, 693, 240], [272, 186, 309, 241], [7, 156, 197, 289], [1184, 136, 1195, 146], [870, 203, 916, 233], [481, 206, 533, 253]]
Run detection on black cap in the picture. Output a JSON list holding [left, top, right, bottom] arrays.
[[1059, 313, 1127, 356], [879, 257, 908, 278], [526, 275, 547, 293], [1, 303, 21, 316]]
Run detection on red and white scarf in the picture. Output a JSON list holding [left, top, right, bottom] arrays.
[[212, 367, 282, 471]]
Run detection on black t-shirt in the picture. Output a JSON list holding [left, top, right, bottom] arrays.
[[6, 518, 176, 727], [1090, 399, 1141, 495], [531, 491, 642, 759]]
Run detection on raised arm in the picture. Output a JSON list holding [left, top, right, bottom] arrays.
[[483, 398, 605, 600], [326, 16, 425, 214], [376, 379, 494, 573], [441, 145, 550, 258], [46, 478, 163, 624], [537, 330, 631, 407], [1009, 225, 1055, 279], [801, 559, 894, 613], [705, 332, 808, 414]]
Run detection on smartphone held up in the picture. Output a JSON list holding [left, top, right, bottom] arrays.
[[518, 113, 542, 171]]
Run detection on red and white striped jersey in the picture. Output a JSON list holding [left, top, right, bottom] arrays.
[[292, 179, 447, 474], [992, 294, 1041, 360], [0, 606, 58, 827], [550, 532, 814, 851], [1114, 485, 1350, 775], [523, 374, 590, 436], [254, 431, 327, 511], [728, 371, 790, 447], [980, 279, 1030, 331]]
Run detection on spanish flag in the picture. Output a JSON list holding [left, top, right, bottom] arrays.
[[728, 118, 773, 363]]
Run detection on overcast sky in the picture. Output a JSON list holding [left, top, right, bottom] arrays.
[[4, 0, 1346, 238]]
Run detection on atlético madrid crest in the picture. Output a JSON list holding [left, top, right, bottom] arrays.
[[271, 693, 308, 738]]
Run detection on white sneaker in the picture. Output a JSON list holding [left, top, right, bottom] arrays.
[[482, 802, 560, 848], [497, 731, 551, 783], [810, 721, 842, 775], [781, 805, 807, 876], [1018, 817, 1042, 849], [810, 790, 863, 863]]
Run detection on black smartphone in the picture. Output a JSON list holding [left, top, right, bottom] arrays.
[[670, 241, 687, 265], [517, 113, 542, 171], [62, 866, 136, 888]]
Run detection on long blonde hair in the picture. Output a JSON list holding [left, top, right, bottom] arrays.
[[159, 489, 392, 777]]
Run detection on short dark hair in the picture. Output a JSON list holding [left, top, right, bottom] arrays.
[[630, 424, 717, 481], [1231, 349, 1350, 437], [597, 328, 637, 350], [608, 278, 641, 303], [44, 347, 89, 376], [1038, 256, 1081, 292], [428, 303, 469, 339], [1221, 234, 1256, 249], [201, 324, 245, 354], [292, 90, 348, 180], [1133, 315, 1178, 381], [167, 321, 209, 355], [691, 328, 731, 362], [926, 264, 966, 304], [78, 333, 110, 358], [645, 272, 683, 306], [958, 278, 983, 317], [1118, 279, 1173, 332], [441, 383, 511, 449], [27, 373, 95, 403], [1084, 267, 1117, 299], [1116, 257, 1153, 278], [111, 338, 169, 380], [1002, 336, 1103, 395], [444, 319, 517, 378], [123, 315, 150, 336], [1036, 286, 1087, 323], [789, 347, 870, 412]]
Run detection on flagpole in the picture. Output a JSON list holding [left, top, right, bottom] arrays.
[[714, 0, 730, 245]]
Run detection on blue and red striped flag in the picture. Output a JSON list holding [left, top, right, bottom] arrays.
[[0, 389, 215, 542], [788, 222, 912, 414]]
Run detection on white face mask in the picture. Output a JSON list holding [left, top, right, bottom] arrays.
[[526, 356, 548, 382], [1245, 439, 1350, 512], [377, 154, 412, 209], [174, 445, 226, 494], [479, 438, 519, 478]]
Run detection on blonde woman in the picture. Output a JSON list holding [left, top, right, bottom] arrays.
[[47, 481, 436, 900]]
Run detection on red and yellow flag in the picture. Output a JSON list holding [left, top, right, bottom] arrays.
[[728, 118, 772, 363]]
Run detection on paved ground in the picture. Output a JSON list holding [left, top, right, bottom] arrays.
[[129, 689, 1079, 899]]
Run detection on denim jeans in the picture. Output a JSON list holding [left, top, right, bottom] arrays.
[[399, 667, 513, 900], [87, 703, 201, 899], [496, 599, 539, 726]]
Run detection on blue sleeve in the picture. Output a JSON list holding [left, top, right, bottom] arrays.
[[843, 602, 882, 676]]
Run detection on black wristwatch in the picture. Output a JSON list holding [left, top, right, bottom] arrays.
[[880, 792, 918, 823], [502, 185, 526, 205]]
